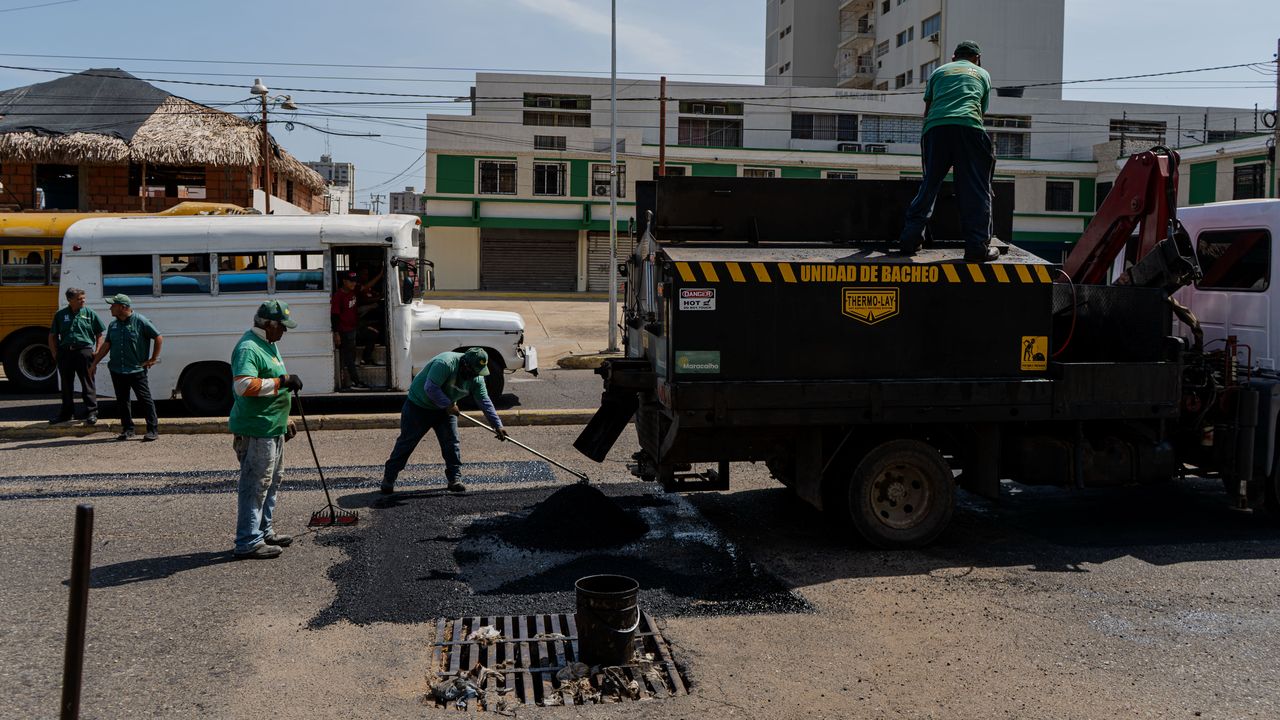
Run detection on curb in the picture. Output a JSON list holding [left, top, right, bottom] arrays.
[[0, 408, 598, 440], [556, 353, 623, 370]]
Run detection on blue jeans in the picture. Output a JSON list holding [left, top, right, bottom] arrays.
[[233, 434, 285, 553], [899, 124, 996, 254], [383, 399, 461, 485]]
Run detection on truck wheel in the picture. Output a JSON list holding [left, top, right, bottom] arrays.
[[181, 363, 232, 416], [2, 329, 58, 392], [842, 439, 954, 549], [483, 355, 506, 401]]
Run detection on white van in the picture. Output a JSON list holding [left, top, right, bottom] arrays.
[[60, 214, 537, 414]]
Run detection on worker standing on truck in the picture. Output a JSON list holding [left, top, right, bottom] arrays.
[[229, 300, 303, 560], [898, 41, 998, 262], [380, 348, 507, 495]]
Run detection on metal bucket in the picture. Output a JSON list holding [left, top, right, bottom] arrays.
[[574, 574, 640, 666]]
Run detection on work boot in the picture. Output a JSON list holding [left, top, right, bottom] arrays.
[[379, 478, 395, 495], [964, 246, 1000, 263], [263, 532, 293, 547], [142, 430, 158, 442], [447, 480, 467, 493], [49, 414, 72, 425], [84, 413, 98, 426], [233, 543, 282, 560], [116, 429, 136, 441]]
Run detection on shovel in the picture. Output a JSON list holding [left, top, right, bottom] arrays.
[[458, 412, 590, 484]]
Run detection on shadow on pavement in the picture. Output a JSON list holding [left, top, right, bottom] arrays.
[[84, 551, 234, 588], [4, 436, 120, 450]]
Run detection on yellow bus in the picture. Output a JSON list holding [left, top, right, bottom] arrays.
[[0, 203, 250, 391]]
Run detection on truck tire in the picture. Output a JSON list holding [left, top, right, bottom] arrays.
[[841, 439, 954, 549], [483, 354, 506, 401], [181, 362, 233, 416], [2, 329, 58, 392]]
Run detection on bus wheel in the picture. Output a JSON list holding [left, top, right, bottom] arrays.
[[2, 329, 58, 392], [842, 439, 954, 549], [181, 363, 233, 416]]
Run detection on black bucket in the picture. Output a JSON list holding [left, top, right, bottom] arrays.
[[574, 574, 640, 666]]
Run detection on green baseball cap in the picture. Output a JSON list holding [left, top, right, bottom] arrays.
[[955, 41, 982, 57], [462, 347, 490, 376], [256, 299, 298, 328], [106, 293, 132, 307]]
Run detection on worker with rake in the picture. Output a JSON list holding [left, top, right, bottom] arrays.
[[229, 300, 305, 560], [380, 348, 508, 495]]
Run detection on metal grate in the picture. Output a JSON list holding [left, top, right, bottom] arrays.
[[429, 612, 686, 710]]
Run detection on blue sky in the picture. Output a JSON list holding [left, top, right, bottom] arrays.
[[0, 0, 1275, 209]]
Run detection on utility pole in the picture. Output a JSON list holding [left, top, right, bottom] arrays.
[[1273, 37, 1279, 198], [606, 0, 619, 353], [256, 84, 272, 215], [370, 194, 385, 214], [658, 76, 667, 177]]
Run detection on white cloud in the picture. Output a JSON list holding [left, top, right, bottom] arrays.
[[511, 0, 688, 68]]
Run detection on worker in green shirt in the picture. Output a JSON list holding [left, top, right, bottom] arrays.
[[229, 300, 304, 560], [48, 286, 106, 425], [380, 348, 508, 495], [898, 41, 999, 263], [89, 294, 163, 441]]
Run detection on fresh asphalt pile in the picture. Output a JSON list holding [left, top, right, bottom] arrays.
[[310, 471, 810, 627]]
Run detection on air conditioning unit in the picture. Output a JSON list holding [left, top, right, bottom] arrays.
[[866, 144, 887, 153], [592, 182, 612, 197], [711, 105, 725, 115], [928, 32, 940, 43], [837, 143, 862, 152], [691, 103, 706, 114]]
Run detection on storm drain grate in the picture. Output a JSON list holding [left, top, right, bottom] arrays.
[[429, 612, 687, 710]]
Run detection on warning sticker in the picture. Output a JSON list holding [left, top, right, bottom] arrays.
[[679, 288, 716, 311], [1021, 336, 1048, 371], [841, 287, 899, 325]]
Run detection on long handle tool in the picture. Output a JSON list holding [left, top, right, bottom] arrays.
[[297, 394, 358, 528], [458, 412, 590, 484]]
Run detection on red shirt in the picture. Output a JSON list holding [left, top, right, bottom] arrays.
[[330, 288, 358, 332]]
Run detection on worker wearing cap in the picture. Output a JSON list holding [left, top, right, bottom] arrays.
[[898, 41, 999, 263], [230, 300, 304, 560], [381, 348, 508, 494], [88, 294, 163, 441], [330, 270, 366, 390], [48, 286, 105, 425]]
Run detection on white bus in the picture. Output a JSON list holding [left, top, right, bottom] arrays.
[[60, 214, 537, 414]]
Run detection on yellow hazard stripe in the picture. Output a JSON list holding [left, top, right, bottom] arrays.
[[1034, 264, 1053, 283], [966, 264, 986, 283], [1015, 264, 1034, 283], [941, 264, 961, 283], [726, 262, 746, 282], [778, 263, 797, 283], [675, 262, 696, 282], [751, 262, 772, 282], [992, 264, 1010, 283], [699, 261, 720, 283]]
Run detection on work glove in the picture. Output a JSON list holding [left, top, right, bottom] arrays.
[[281, 374, 304, 392], [285, 421, 298, 442], [446, 404, 461, 416], [494, 427, 509, 442]]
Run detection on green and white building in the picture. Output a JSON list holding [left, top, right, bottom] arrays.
[[422, 73, 1271, 292]]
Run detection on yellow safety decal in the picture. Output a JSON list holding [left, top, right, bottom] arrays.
[[675, 262, 696, 282], [778, 263, 797, 283], [1015, 264, 1034, 284], [726, 262, 746, 282], [699, 261, 720, 283], [966, 264, 986, 283], [842, 287, 899, 325], [1021, 336, 1049, 371], [751, 262, 772, 282], [1034, 264, 1053, 283], [941, 264, 962, 283], [992, 264, 1010, 283]]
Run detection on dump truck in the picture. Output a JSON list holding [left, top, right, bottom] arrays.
[[575, 148, 1280, 548]]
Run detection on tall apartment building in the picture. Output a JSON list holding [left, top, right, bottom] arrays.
[[388, 186, 423, 215], [304, 154, 357, 209], [766, 0, 1065, 98]]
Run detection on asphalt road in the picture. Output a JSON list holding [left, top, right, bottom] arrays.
[[0, 365, 603, 422], [3, 427, 1280, 718]]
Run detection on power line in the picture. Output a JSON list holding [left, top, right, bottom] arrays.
[[0, 0, 77, 13]]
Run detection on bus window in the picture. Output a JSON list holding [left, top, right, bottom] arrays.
[[274, 251, 324, 291], [1, 249, 47, 285], [103, 254, 154, 296], [217, 253, 268, 293], [159, 255, 211, 294], [49, 249, 61, 285]]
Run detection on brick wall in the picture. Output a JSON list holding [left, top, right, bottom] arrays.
[[0, 162, 34, 209]]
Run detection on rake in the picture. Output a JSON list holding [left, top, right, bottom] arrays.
[[296, 394, 358, 528], [457, 412, 590, 484]]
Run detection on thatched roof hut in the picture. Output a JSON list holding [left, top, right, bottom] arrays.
[[0, 69, 325, 193]]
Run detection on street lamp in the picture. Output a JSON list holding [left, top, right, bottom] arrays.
[[250, 79, 297, 214]]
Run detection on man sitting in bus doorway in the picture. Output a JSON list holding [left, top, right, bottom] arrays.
[[229, 300, 304, 560], [48, 286, 105, 425], [380, 348, 507, 495], [89, 294, 163, 441], [330, 271, 367, 390]]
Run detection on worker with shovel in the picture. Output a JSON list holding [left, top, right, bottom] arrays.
[[229, 300, 304, 560], [380, 348, 507, 495]]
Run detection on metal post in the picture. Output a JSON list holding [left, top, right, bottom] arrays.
[[658, 76, 667, 177], [260, 95, 272, 215], [606, 0, 619, 352], [60, 504, 94, 720], [1274, 38, 1279, 198]]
